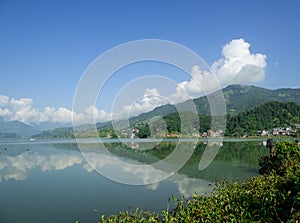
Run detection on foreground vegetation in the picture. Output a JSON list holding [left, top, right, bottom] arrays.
[[98, 141, 300, 222]]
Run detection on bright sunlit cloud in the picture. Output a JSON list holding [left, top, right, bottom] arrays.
[[0, 39, 267, 124]]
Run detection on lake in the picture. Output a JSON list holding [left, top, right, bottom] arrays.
[[0, 138, 269, 223]]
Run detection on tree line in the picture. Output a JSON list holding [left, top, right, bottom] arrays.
[[134, 101, 300, 138]]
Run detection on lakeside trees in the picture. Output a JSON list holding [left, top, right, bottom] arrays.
[[98, 141, 300, 222], [158, 101, 300, 137], [225, 101, 300, 137]]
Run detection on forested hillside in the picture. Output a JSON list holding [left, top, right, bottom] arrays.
[[159, 101, 300, 137], [131, 85, 300, 121], [28, 85, 300, 139], [225, 101, 300, 136]]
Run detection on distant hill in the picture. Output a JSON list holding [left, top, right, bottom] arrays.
[[32, 121, 73, 132], [3, 84, 300, 139], [0, 132, 21, 139], [31, 126, 74, 139], [0, 119, 40, 137], [31, 122, 110, 139], [221, 85, 300, 115], [129, 104, 177, 124], [130, 85, 300, 121]]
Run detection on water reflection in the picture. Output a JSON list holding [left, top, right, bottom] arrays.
[[199, 141, 223, 170], [0, 139, 267, 197], [0, 141, 217, 197], [0, 148, 84, 182]]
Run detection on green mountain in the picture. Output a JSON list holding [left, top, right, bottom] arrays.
[[127, 85, 300, 138], [29, 85, 300, 138], [131, 85, 300, 121], [143, 101, 300, 138], [226, 101, 300, 136], [221, 85, 300, 115]]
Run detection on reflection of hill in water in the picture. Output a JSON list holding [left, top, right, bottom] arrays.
[[0, 140, 269, 197], [48, 141, 80, 152], [0, 140, 268, 183], [180, 141, 268, 181], [76, 140, 268, 182]]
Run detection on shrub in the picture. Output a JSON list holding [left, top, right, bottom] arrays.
[[98, 141, 300, 222]]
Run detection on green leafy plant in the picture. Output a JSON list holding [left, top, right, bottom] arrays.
[[98, 141, 300, 222]]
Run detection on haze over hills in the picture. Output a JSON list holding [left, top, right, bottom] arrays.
[[0, 117, 74, 138], [0, 117, 39, 138], [1, 84, 300, 138]]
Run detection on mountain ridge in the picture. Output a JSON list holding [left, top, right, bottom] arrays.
[[1, 84, 300, 138], [130, 84, 300, 122]]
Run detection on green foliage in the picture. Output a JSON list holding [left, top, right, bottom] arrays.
[[226, 101, 300, 136], [164, 112, 181, 133], [162, 101, 300, 137], [98, 128, 118, 138], [136, 123, 151, 138], [98, 141, 300, 222]]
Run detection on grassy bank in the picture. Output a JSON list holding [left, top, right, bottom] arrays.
[[96, 141, 300, 222]]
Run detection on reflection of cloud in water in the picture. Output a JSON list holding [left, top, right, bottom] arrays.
[[0, 150, 213, 197], [0, 152, 83, 182], [83, 152, 167, 185], [146, 182, 160, 191], [145, 174, 213, 197], [83, 152, 213, 196], [168, 174, 213, 198]]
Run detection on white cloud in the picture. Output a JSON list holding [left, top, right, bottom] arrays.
[[84, 105, 111, 122], [111, 88, 170, 120], [172, 39, 267, 98], [167, 39, 267, 101], [212, 38, 267, 86], [0, 96, 39, 123], [0, 96, 110, 124], [0, 39, 267, 124], [0, 107, 12, 117], [0, 95, 9, 105]]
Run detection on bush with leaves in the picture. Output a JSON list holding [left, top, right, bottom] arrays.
[[98, 141, 300, 223]]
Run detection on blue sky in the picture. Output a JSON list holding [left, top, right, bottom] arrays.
[[0, 0, 300, 124]]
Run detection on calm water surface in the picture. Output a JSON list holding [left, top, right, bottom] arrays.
[[0, 138, 269, 223]]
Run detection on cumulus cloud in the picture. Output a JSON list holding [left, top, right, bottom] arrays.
[[84, 105, 111, 122], [111, 88, 170, 120], [0, 96, 110, 124], [0, 96, 38, 123], [173, 38, 267, 97], [0, 39, 267, 124], [158, 38, 267, 102], [212, 38, 266, 86], [0, 95, 9, 105]]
